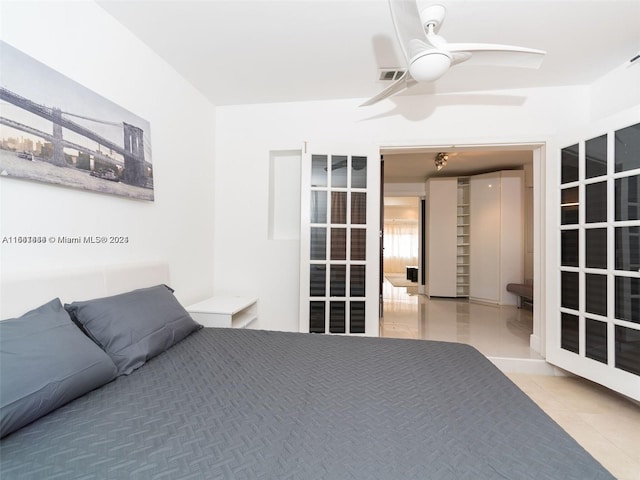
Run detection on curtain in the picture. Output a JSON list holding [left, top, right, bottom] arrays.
[[383, 220, 418, 273]]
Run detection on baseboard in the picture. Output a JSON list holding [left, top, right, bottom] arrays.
[[488, 356, 570, 376], [529, 333, 541, 354]]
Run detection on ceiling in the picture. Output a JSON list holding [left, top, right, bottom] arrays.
[[97, 1, 639, 182], [98, 0, 640, 107], [383, 146, 533, 183]]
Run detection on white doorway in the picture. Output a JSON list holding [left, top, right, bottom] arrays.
[[380, 142, 547, 368]]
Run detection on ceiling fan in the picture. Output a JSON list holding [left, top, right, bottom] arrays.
[[361, 1, 546, 106]]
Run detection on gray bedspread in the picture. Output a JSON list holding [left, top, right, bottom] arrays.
[[0, 328, 613, 479]]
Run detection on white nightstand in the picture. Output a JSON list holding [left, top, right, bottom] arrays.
[[186, 296, 258, 329]]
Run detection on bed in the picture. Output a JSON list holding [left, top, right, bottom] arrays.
[[0, 264, 613, 479]]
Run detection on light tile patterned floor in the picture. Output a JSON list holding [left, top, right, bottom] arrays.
[[380, 277, 640, 480], [380, 276, 538, 358], [507, 374, 640, 480]]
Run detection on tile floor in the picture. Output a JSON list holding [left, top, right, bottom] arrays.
[[380, 275, 640, 480], [380, 276, 540, 359]]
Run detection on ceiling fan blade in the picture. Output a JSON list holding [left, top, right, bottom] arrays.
[[363, 0, 546, 107], [388, 0, 429, 65], [360, 72, 417, 106], [360, 1, 424, 107], [446, 43, 546, 69]]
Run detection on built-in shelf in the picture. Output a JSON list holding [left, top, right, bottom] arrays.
[[456, 178, 470, 298]]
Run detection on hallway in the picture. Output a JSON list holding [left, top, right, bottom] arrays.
[[380, 275, 540, 360]]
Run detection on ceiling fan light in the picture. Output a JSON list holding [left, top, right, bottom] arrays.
[[435, 152, 449, 171], [409, 51, 451, 82]]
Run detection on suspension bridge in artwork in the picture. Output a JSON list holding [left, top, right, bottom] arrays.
[[0, 87, 152, 188]]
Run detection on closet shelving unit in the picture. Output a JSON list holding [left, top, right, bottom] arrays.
[[456, 178, 470, 297]]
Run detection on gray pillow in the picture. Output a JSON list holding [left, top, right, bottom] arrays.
[[0, 298, 118, 438], [65, 285, 201, 376]]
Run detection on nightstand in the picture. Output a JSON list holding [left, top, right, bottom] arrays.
[[186, 296, 258, 329]]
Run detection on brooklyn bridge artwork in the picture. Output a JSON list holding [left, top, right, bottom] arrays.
[[0, 41, 154, 201]]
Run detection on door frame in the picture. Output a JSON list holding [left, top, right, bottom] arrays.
[[379, 139, 547, 356]]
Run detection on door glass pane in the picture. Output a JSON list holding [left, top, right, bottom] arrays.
[[585, 181, 607, 223], [309, 302, 325, 333], [351, 156, 367, 188], [329, 301, 345, 333], [330, 265, 346, 297], [350, 302, 365, 334], [615, 175, 640, 221], [615, 326, 640, 375], [615, 227, 640, 271], [310, 265, 326, 297], [561, 313, 579, 353], [311, 155, 327, 187], [615, 122, 640, 173], [311, 191, 327, 223], [561, 271, 579, 310], [351, 192, 367, 224], [586, 319, 607, 364], [585, 274, 607, 316], [615, 276, 640, 323], [331, 155, 348, 188], [561, 144, 579, 184], [586, 134, 607, 179], [351, 228, 366, 261], [561, 187, 579, 225], [585, 228, 607, 269], [561, 229, 579, 267], [304, 151, 370, 336], [310, 227, 326, 260], [331, 192, 347, 224], [350, 265, 365, 297], [330, 228, 346, 260]]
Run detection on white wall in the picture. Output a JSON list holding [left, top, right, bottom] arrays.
[[0, 1, 216, 308], [215, 86, 589, 331], [589, 59, 640, 121]]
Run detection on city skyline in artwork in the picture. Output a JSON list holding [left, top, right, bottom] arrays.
[[0, 41, 154, 201]]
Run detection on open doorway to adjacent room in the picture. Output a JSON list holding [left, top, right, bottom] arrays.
[[380, 143, 544, 367], [382, 196, 421, 290]]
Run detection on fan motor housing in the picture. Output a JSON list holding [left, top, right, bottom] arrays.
[[410, 50, 452, 82]]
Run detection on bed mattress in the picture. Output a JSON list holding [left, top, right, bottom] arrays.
[[0, 328, 613, 479]]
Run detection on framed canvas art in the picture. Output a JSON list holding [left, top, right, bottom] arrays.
[[0, 41, 154, 201]]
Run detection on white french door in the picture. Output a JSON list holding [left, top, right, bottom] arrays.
[[299, 143, 381, 336], [546, 108, 640, 401]]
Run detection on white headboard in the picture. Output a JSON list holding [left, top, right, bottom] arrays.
[[0, 262, 170, 319]]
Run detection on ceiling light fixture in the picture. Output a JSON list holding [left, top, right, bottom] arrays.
[[435, 152, 449, 171]]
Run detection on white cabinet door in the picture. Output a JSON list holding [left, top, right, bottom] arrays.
[[470, 173, 502, 303], [426, 178, 458, 297], [499, 171, 525, 305], [299, 144, 381, 336], [469, 171, 524, 305]]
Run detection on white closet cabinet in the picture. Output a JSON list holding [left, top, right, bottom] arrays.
[[469, 171, 524, 305]]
